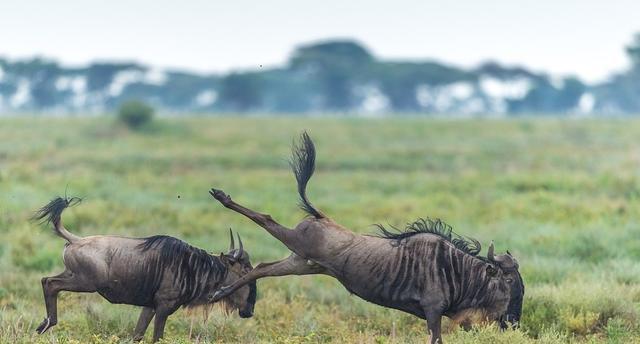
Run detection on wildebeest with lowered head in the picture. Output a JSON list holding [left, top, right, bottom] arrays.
[[32, 196, 256, 342], [208, 132, 524, 344]]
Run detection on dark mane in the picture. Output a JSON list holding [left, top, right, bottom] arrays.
[[138, 235, 227, 305], [376, 218, 483, 257]]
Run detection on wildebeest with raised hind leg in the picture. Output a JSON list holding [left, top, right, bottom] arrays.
[[208, 132, 524, 344], [32, 196, 256, 342]]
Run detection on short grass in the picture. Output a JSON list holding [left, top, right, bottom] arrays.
[[2, 116, 640, 343]]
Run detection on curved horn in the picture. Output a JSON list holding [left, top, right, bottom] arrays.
[[487, 241, 495, 261], [233, 233, 243, 260], [229, 228, 235, 251]]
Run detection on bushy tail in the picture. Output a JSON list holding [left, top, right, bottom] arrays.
[[290, 132, 325, 219], [32, 196, 82, 243]]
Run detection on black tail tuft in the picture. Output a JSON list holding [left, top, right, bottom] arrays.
[[32, 196, 82, 226], [289, 132, 324, 219]]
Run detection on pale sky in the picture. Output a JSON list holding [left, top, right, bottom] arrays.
[[0, 0, 638, 82]]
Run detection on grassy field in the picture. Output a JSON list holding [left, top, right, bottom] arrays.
[[2, 116, 640, 343]]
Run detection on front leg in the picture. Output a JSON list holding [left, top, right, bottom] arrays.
[[425, 311, 443, 344], [151, 312, 169, 343], [209, 188, 299, 251], [210, 253, 326, 302], [151, 304, 179, 343], [133, 307, 155, 341]]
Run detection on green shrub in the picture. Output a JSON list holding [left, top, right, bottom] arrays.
[[117, 100, 154, 129], [559, 307, 600, 336]]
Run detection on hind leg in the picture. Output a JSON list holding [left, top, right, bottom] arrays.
[[209, 188, 303, 252], [211, 253, 326, 302], [36, 270, 95, 334]]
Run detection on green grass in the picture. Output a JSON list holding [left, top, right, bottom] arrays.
[[2, 116, 640, 343]]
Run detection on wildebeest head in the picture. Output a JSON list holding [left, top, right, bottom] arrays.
[[487, 242, 524, 329], [214, 229, 256, 318]]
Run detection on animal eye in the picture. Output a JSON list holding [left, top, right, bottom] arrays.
[[505, 278, 514, 283]]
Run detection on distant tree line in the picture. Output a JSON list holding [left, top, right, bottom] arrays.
[[0, 34, 639, 115]]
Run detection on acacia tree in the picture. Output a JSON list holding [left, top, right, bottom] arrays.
[[218, 72, 263, 112], [593, 33, 640, 112], [289, 41, 374, 111], [626, 33, 640, 69]]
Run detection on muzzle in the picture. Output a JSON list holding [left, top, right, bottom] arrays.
[[239, 310, 253, 318]]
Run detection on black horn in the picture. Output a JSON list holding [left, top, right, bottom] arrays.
[[229, 228, 235, 251], [233, 233, 243, 260]]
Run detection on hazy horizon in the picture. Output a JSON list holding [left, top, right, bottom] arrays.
[[1, 0, 639, 82]]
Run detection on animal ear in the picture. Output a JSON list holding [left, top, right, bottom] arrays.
[[221, 252, 237, 264], [506, 250, 512, 256], [486, 265, 498, 277]]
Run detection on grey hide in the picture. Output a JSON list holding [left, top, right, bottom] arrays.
[[32, 197, 256, 342], [208, 132, 524, 344]]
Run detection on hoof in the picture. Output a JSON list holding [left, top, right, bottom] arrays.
[[36, 317, 54, 334], [209, 188, 231, 203]]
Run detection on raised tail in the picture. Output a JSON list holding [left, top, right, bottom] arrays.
[[289, 132, 325, 219], [32, 196, 82, 243]]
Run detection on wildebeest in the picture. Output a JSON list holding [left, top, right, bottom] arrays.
[[32, 196, 257, 342], [208, 132, 524, 344]]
